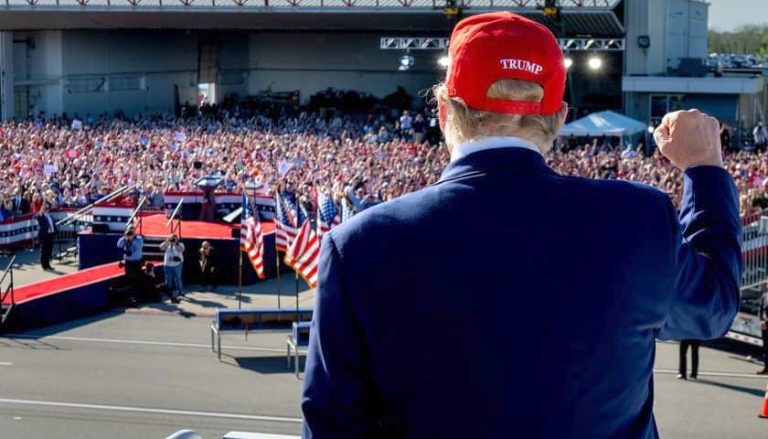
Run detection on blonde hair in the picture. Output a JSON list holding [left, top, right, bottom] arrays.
[[435, 79, 563, 153]]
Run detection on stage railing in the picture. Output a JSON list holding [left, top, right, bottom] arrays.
[[53, 184, 135, 258], [0, 255, 17, 328], [166, 198, 185, 238], [56, 184, 137, 228], [126, 196, 149, 235]]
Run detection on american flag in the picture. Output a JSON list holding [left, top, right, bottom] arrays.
[[317, 192, 340, 236], [274, 191, 304, 251], [284, 220, 320, 288], [283, 191, 305, 227], [240, 192, 265, 279], [340, 194, 356, 222]]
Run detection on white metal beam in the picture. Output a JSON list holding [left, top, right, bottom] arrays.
[[380, 37, 625, 51]]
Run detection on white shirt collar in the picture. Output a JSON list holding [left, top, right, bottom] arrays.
[[450, 136, 542, 162]]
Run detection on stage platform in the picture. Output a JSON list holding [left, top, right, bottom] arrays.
[[1, 215, 282, 332], [2, 262, 124, 331], [78, 214, 278, 283], [82, 214, 277, 240]]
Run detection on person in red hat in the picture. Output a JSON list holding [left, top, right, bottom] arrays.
[[301, 12, 741, 439]]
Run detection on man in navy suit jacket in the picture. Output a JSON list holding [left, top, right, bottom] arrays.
[[302, 12, 742, 439], [36, 202, 57, 270]]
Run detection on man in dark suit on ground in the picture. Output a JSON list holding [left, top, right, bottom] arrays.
[[13, 187, 30, 216], [302, 12, 742, 439], [36, 202, 56, 270]]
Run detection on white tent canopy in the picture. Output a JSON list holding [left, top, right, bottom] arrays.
[[559, 110, 648, 138]]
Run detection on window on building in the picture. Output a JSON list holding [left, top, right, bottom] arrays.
[[68, 77, 106, 93], [110, 75, 144, 92], [219, 71, 246, 86], [649, 94, 686, 126]]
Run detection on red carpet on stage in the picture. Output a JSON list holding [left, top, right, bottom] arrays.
[[133, 214, 275, 239], [4, 262, 124, 306]]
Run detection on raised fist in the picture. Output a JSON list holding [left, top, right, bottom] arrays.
[[653, 109, 723, 170]]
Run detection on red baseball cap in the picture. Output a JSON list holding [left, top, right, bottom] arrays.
[[446, 12, 566, 116]]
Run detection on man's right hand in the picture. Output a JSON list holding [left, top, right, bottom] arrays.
[[653, 109, 724, 170]]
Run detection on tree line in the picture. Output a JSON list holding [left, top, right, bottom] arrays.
[[709, 25, 768, 55]]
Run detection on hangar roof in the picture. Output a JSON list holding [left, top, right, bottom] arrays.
[[0, 0, 624, 35]]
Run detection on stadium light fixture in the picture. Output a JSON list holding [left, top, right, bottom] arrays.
[[564, 57, 573, 69], [588, 55, 603, 71], [647, 125, 655, 134], [438, 56, 450, 68]]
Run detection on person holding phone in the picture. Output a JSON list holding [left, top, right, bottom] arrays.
[[160, 234, 185, 303], [116, 226, 144, 297]]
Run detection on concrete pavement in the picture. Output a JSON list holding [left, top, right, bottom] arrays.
[[1, 311, 768, 438], [0, 313, 304, 439], [1, 253, 768, 438], [130, 274, 316, 318], [653, 340, 767, 439]]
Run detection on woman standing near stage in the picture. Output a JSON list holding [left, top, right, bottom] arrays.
[[198, 241, 218, 292]]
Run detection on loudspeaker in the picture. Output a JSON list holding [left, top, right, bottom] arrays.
[[231, 228, 241, 239]]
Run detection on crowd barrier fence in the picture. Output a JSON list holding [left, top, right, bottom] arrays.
[[727, 210, 768, 345]]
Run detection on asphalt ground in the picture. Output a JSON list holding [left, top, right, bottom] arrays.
[[0, 313, 304, 439], [1, 311, 767, 439], [2, 251, 768, 438]]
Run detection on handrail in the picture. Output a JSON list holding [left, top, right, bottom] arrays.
[[126, 195, 148, 233], [0, 255, 15, 288], [1, 255, 17, 326], [56, 202, 95, 227], [166, 198, 184, 238], [56, 184, 137, 227], [165, 198, 185, 228]]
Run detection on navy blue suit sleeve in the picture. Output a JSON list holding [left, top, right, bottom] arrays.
[[658, 166, 743, 340], [302, 233, 377, 438]]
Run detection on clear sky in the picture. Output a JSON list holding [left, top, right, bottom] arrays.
[[707, 0, 768, 31]]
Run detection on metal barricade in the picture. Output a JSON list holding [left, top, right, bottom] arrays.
[[726, 210, 768, 346], [740, 212, 768, 290]]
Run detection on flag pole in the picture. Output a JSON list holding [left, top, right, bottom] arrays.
[[248, 187, 268, 311], [237, 236, 243, 310], [295, 192, 302, 323], [237, 185, 244, 310], [275, 191, 282, 309], [276, 247, 282, 309]]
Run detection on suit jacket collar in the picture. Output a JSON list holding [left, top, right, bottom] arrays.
[[437, 146, 556, 185]]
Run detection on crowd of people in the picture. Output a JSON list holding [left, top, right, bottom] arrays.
[[548, 141, 768, 216], [0, 111, 767, 221], [0, 111, 445, 221]]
